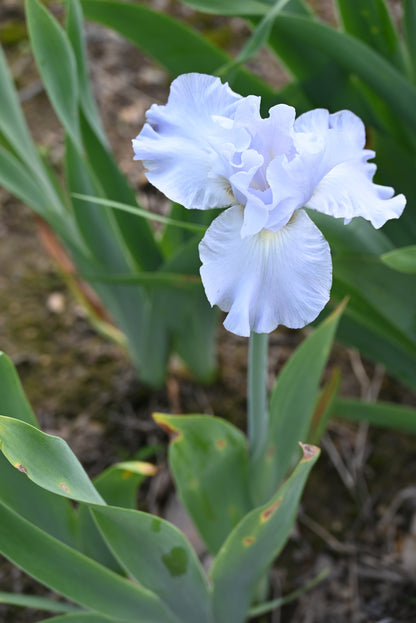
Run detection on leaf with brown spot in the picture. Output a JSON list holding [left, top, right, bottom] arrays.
[[0, 499, 179, 623], [211, 447, 320, 623], [91, 505, 212, 623], [308, 367, 341, 444], [153, 413, 183, 442], [15, 464, 28, 476], [153, 413, 251, 554], [0, 416, 104, 505], [250, 302, 344, 506], [299, 442, 319, 462], [260, 498, 282, 522]]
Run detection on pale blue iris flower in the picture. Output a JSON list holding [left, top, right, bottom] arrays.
[[132, 73, 405, 337]]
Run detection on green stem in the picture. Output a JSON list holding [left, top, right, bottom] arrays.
[[247, 331, 269, 462]]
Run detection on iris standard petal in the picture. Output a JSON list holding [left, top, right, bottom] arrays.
[[293, 108, 370, 190], [199, 206, 332, 337], [294, 108, 406, 226], [132, 73, 245, 210], [306, 158, 406, 228], [295, 108, 366, 163]]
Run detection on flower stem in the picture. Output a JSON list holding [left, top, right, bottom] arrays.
[[248, 331, 269, 462]]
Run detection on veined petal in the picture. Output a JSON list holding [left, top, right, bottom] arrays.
[[199, 206, 332, 337], [132, 73, 245, 210], [307, 158, 406, 228]]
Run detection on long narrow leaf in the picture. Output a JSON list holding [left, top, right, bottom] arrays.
[[309, 211, 393, 257], [26, 0, 81, 147], [84, 271, 200, 287], [72, 194, 206, 233], [336, 0, 406, 72], [69, 155, 179, 380], [404, 0, 416, 82], [65, 0, 107, 143], [263, 4, 382, 128], [333, 398, 416, 433], [333, 257, 416, 346], [335, 310, 416, 392], [271, 14, 416, 133], [211, 444, 320, 623], [218, 0, 292, 77], [180, 0, 268, 15], [308, 369, 341, 445], [172, 286, 218, 383], [79, 114, 162, 271], [381, 246, 416, 273], [80, 0, 274, 103], [0, 352, 38, 427], [160, 203, 219, 259], [330, 265, 416, 392], [0, 44, 50, 183], [248, 567, 329, 616], [0, 592, 80, 614], [0, 145, 55, 219], [0, 501, 180, 623], [65, 138, 129, 272], [41, 615, 116, 623], [264, 1, 331, 80]]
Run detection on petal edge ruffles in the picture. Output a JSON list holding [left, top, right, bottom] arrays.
[[132, 73, 246, 210], [307, 159, 406, 228]]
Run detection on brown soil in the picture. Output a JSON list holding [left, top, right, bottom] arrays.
[[1, 1, 416, 621]]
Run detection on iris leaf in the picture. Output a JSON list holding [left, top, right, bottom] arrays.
[[381, 246, 416, 274]]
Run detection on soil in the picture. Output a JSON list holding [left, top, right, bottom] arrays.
[[1, 1, 416, 622]]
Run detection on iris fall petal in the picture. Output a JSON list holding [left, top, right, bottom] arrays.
[[199, 206, 332, 337]]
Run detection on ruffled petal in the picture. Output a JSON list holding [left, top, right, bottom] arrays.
[[294, 108, 406, 225], [265, 153, 318, 230], [295, 109, 366, 166], [132, 73, 247, 210], [251, 103, 296, 159], [230, 104, 298, 236], [199, 206, 332, 336], [292, 109, 368, 195], [306, 158, 406, 228], [294, 108, 330, 135]]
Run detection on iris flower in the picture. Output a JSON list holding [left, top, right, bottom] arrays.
[[132, 73, 405, 337]]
